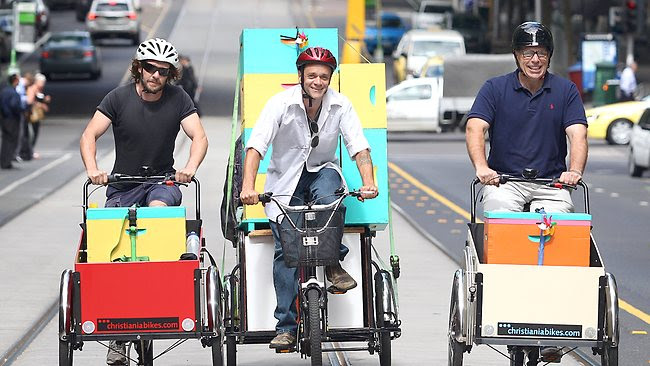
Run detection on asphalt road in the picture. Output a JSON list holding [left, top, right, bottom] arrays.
[[0, 0, 647, 365]]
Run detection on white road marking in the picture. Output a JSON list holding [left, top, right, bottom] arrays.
[[0, 153, 72, 197]]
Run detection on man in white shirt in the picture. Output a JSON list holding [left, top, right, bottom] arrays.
[[240, 46, 378, 349], [619, 61, 637, 102]]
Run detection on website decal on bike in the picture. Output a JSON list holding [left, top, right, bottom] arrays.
[[97, 317, 180, 332], [497, 322, 582, 338]]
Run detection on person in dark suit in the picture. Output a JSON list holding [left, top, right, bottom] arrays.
[[1, 74, 24, 169]]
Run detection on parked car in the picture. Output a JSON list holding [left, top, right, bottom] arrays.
[[411, 0, 453, 29], [16, 0, 49, 36], [39, 31, 101, 79], [86, 0, 140, 45], [364, 12, 408, 55], [392, 29, 465, 82], [628, 108, 650, 177], [386, 77, 442, 132], [451, 12, 490, 53], [585, 96, 650, 145]]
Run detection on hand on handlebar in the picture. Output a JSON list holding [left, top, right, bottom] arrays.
[[558, 170, 582, 186], [175, 167, 196, 184], [87, 168, 108, 185], [476, 166, 500, 186], [357, 184, 379, 202], [240, 187, 260, 205]]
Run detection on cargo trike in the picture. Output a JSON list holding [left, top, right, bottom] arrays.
[[448, 173, 619, 366], [59, 174, 224, 365]]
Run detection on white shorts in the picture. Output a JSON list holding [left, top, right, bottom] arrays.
[[482, 181, 574, 213]]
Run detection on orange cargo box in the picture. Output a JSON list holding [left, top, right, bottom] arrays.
[[484, 212, 592, 266]]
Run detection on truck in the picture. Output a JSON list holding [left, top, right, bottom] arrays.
[[437, 54, 515, 131], [411, 0, 454, 29]]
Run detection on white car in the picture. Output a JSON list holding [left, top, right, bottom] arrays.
[[628, 108, 650, 177], [86, 0, 140, 45], [392, 29, 466, 82], [386, 77, 442, 132]]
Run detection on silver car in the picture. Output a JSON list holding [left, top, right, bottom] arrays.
[[628, 108, 650, 177], [86, 0, 140, 45]]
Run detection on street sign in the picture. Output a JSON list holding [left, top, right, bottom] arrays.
[[13, 1, 37, 53]]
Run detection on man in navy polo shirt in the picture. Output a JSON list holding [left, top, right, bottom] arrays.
[[466, 21, 587, 214]]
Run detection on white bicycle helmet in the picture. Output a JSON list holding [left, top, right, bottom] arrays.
[[135, 38, 180, 69]]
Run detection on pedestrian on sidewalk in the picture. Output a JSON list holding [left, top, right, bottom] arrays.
[[25, 73, 50, 159], [1, 74, 25, 169], [177, 54, 200, 115], [15, 72, 34, 162], [619, 61, 637, 102]]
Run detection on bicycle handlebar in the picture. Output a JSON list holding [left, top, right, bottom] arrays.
[[469, 174, 590, 223]]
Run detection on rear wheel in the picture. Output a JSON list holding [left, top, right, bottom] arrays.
[[211, 336, 224, 366], [447, 278, 464, 366], [306, 289, 322, 366], [508, 347, 524, 366], [374, 273, 391, 366], [59, 270, 74, 366], [133, 340, 153, 365], [606, 119, 633, 145], [628, 149, 644, 177]]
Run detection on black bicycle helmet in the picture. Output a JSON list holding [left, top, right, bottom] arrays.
[[512, 22, 554, 56]]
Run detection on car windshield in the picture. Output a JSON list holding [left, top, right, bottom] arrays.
[[96, 3, 128, 11], [412, 40, 462, 57], [49, 35, 90, 46]]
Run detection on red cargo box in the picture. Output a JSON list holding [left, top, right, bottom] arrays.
[[75, 260, 199, 334], [484, 212, 591, 266]]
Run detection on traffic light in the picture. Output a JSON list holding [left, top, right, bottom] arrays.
[[625, 0, 638, 33], [609, 6, 625, 33]]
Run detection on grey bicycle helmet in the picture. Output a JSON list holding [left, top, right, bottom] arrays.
[[135, 38, 180, 69]]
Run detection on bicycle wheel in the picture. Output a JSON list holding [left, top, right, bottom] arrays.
[[374, 273, 391, 366], [133, 340, 153, 366], [226, 335, 237, 366], [59, 339, 73, 366], [307, 289, 322, 366], [509, 347, 524, 366]]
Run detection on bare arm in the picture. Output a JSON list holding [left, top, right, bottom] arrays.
[[559, 123, 588, 185], [178, 112, 208, 183], [240, 148, 262, 205], [353, 149, 378, 201], [466, 117, 499, 185], [80, 110, 112, 185]]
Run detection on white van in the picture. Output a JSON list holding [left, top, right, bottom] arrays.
[[392, 29, 466, 82]]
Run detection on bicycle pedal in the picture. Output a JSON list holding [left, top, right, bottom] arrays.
[[275, 347, 296, 353], [327, 285, 347, 295]]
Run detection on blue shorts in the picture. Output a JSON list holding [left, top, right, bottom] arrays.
[[105, 183, 182, 207]]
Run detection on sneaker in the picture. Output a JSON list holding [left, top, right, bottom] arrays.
[[106, 340, 127, 365], [269, 332, 296, 349], [540, 346, 563, 363], [325, 263, 357, 293]]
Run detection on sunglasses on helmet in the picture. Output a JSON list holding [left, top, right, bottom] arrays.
[[141, 61, 171, 77]]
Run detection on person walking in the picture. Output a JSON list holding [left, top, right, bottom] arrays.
[[25, 73, 50, 159], [619, 61, 637, 102], [1, 74, 24, 169], [177, 54, 200, 114]]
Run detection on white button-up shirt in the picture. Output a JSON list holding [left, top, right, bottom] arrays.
[[246, 85, 370, 221], [619, 66, 637, 96]]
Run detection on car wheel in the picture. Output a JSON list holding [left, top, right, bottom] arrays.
[[628, 148, 644, 177], [606, 119, 633, 145]]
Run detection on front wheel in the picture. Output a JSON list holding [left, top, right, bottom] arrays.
[[226, 336, 236, 366], [448, 300, 464, 366], [306, 289, 322, 366], [628, 149, 644, 177], [211, 337, 224, 366], [606, 119, 633, 145], [59, 339, 73, 366], [134, 340, 153, 366], [601, 344, 618, 366], [374, 271, 392, 366]]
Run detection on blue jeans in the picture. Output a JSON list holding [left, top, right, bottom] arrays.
[[268, 167, 349, 335]]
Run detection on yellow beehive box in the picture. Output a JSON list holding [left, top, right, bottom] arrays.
[[86, 207, 186, 263], [339, 63, 386, 128]]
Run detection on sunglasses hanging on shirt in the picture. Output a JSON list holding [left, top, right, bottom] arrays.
[[307, 104, 322, 148]]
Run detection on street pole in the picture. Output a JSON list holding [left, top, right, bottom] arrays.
[[374, 0, 383, 62]]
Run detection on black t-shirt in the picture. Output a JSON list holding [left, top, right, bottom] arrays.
[[97, 83, 196, 176]]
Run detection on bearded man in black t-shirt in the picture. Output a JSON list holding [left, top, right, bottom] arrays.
[[80, 38, 208, 209]]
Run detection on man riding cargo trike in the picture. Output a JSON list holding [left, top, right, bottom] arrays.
[[220, 28, 401, 365]]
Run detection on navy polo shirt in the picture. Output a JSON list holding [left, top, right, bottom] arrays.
[[467, 70, 587, 178]]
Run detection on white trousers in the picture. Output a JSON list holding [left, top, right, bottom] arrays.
[[482, 181, 574, 213]]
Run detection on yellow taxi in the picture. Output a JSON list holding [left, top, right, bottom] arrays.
[[585, 96, 650, 145]]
